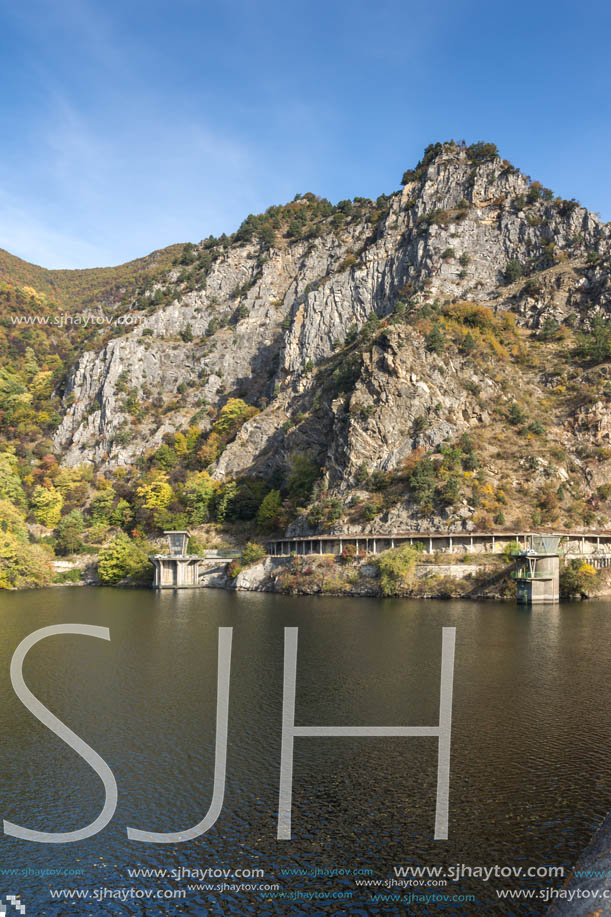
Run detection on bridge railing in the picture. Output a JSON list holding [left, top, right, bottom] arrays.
[[202, 549, 241, 559]]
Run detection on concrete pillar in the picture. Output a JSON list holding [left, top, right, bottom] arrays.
[[429, 537, 433, 553], [373, 538, 377, 554], [391, 538, 395, 549], [449, 535, 453, 553]]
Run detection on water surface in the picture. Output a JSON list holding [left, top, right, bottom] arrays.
[[0, 588, 609, 914]]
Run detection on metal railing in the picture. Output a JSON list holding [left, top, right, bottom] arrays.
[[513, 570, 552, 580]]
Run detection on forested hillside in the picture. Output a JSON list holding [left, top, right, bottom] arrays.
[[1, 140, 610, 588]]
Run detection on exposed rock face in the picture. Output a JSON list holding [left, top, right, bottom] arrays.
[[50, 142, 611, 530], [323, 327, 494, 484]]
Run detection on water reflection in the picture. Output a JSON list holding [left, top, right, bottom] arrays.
[[0, 588, 608, 914]]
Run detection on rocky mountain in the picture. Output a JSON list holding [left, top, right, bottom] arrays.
[[4, 141, 611, 537]]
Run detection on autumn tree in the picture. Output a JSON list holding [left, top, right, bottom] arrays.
[[31, 485, 63, 527], [0, 534, 53, 589], [98, 533, 151, 585]]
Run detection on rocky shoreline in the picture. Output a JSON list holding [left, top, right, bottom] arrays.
[[199, 555, 518, 600], [47, 548, 611, 599]]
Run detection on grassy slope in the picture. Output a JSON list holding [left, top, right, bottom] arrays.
[[0, 243, 184, 312]]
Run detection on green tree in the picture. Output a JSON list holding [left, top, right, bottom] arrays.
[[184, 471, 216, 524], [259, 224, 276, 246], [503, 260, 523, 284], [98, 533, 151, 585], [55, 509, 85, 555], [576, 316, 611, 364], [426, 324, 444, 353], [560, 559, 600, 598], [180, 243, 196, 265], [461, 331, 476, 354], [466, 141, 498, 163], [408, 456, 437, 506], [109, 498, 133, 528], [508, 402, 526, 426], [437, 474, 460, 507], [87, 522, 109, 544], [540, 317, 560, 340], [0, 453, 26, 507], [215, 480, 238, 524], [375, 544, 422, 596], [90, 488, 116, 523], [241, 541, 266, 565], [229, 477, 270, 521], [151, 444, 178, 470], [286, 454, 320, 506], [256, 490, 282, 533]]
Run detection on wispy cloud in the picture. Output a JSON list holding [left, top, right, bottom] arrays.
[[1, 0, 609, 268]]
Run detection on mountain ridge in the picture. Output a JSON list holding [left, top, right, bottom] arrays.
[[1, 140, 610, 561]]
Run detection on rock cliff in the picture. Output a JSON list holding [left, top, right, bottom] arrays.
[[40, 141, 611, 533]]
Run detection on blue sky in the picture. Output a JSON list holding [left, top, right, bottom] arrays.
[[1, 0, 610, 269]]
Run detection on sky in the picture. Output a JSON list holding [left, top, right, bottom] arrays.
[[1, 0, 610, 269]]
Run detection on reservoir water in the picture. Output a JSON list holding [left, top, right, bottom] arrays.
[[0, 587, 609, 915]]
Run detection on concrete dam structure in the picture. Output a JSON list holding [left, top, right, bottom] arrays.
[[151, 530, 611, 594], [513, 535, 561, 605], [150, 531, 239, 589]]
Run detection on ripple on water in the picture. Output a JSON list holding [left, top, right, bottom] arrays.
[[0, 589, 609, 916]]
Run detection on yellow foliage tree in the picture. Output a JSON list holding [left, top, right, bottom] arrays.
[[0, 532, 53, 589], [0, 499, 29, 541], [174, 432, 188, 455], [136, 473, 173, 512], [31, 485, 63, 527]]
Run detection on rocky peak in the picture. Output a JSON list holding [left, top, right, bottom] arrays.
[[32, 140, 611, 534]]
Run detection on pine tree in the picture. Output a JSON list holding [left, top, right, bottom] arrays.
[[426, 324, 444, 353]]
